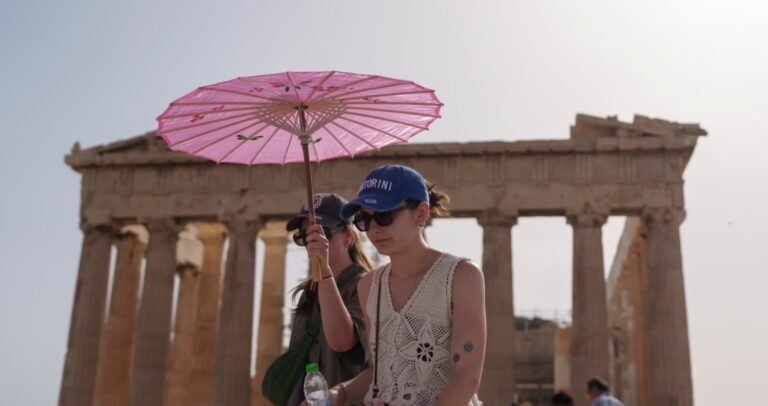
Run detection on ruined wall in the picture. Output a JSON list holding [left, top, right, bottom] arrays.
[[606, 218, 650, 406]]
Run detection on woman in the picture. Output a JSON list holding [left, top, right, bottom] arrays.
[[320, 165, 486, 406], [282, 193, 374, 405]]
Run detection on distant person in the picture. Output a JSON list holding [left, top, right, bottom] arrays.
[[587, 377, 624, 406], [551, 390, 574, 405]]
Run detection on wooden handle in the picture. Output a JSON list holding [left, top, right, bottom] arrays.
[[310, 256, 322, 282], [299, 105, 323, 285]]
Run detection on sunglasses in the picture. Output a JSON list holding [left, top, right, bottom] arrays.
[[353, 201, 420, 232], [292, 223, 347, 247]]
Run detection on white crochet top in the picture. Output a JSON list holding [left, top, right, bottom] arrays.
[[364, 252, 482, 405]]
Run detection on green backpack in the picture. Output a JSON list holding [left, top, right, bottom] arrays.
[[261, 310, 321, 406], [261, 268, 362, 405]]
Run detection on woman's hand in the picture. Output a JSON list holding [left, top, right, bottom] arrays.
[[305, 224, 331, 274]]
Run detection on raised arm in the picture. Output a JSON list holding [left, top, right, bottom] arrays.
[[316, 273, 358, 351], [434, 260, 486, 406], [306, 224, 358, 351]]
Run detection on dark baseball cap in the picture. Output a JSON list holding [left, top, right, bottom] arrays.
[[286, 193, 352, 231], [587, 377, 609, 392], [340, 165, 429, 219]]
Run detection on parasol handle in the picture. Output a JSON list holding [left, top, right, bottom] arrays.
[[298, 104, 323, 284], [305, 193, 322, 284]]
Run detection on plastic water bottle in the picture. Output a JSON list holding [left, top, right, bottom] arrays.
[[303, 363, 330, 406]]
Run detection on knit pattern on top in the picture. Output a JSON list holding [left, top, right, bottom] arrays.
[[364, 253, 482, 405]]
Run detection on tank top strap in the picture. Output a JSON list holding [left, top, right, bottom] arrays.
[[438, 253, 469, 313]]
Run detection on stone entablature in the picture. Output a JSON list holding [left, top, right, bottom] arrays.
[[66, 114, 704, 225]]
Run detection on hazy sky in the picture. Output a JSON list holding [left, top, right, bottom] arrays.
[[2, 1, 767, 404]]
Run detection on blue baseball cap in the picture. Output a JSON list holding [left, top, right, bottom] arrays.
[[340, 165, 429, 218]]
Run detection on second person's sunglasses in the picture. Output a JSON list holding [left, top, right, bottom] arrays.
[[292, 223, 347, 246]]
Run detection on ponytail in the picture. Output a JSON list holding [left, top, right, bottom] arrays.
[[426, 180, 450, 218]]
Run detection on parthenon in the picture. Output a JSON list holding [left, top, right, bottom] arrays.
[[59, 114, 704, 406]]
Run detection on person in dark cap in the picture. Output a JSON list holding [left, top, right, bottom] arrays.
[[278, 193, 375, 405], [552, 390, 574, 405], [587, 377, 624, 406]]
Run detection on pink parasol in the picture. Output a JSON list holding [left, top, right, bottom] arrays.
[[157, 70, 442, 281]]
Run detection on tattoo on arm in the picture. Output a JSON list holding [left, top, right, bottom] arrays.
[[452, 341, 473, 365]]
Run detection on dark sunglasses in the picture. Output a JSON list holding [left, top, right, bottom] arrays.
[[353, 201, 420, 232], [292, 223, 347, 247]]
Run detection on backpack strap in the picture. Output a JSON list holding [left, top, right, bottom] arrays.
[[336, 265, 364, 291]]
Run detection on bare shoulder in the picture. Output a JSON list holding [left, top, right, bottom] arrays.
[[451, 259, 484, 298], [454, 259, 483, 284]]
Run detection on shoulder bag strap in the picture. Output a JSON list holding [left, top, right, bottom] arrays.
[[371, 267, 384, 398]]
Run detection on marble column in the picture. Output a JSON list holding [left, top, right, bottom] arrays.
[[252, 222, 289, 406], [164, 225, 204, 406], [554, 327, 572, 393], [93, 227, 147, 406], [643, 208, 693, 406], [214, 219, 261, 406], [567, 209, 609, 405], [59, 222, 114, 406], [477, 211, 517, 405], [128, 219, 180, 406], [164, 264, 201, 406], [187, 223, 228, 406]]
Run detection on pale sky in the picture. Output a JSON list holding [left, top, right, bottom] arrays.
[[2, 1, 767, 405]]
